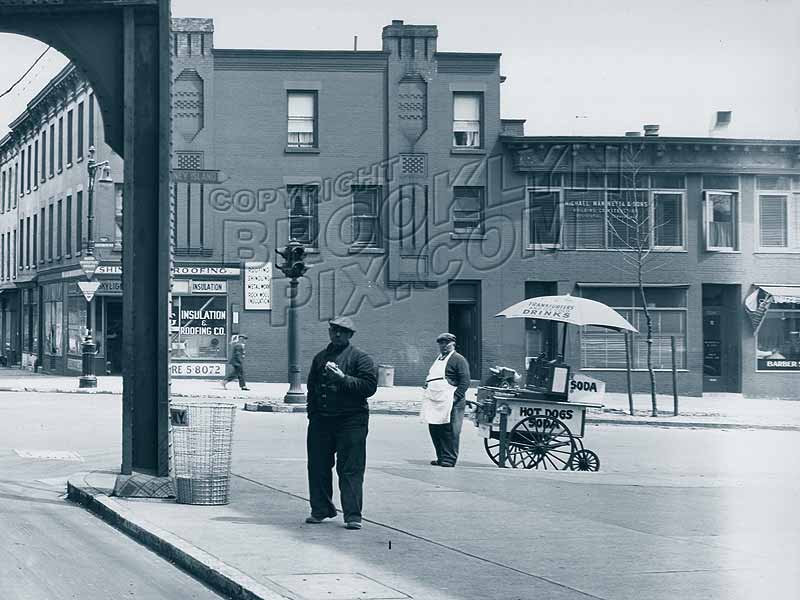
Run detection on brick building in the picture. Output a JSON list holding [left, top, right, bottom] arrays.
[[2, 18, 799, 398]]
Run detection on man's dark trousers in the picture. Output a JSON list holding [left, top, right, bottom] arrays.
[[307, 412, 368, 523], [224, 365, 246, 388], [428, 399, 465, 466]]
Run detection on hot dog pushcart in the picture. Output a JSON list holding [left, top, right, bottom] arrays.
[[470, 295, 638, 471]]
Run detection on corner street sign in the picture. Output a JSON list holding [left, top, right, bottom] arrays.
[[171, 169, 226, 184], [78, 281, 102, 302], [79, 256, 100, 279]]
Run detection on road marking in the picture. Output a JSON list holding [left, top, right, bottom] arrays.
[[14, 449, 84, 462]]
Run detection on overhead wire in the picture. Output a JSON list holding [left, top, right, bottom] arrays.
[[0, 45, 52, 101]]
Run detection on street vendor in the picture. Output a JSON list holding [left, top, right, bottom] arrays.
[[421, 333, 471, 467]]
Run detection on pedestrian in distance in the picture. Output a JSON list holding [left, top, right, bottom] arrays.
[[222, 334, 250, 390], [421, 332, 471, 467], [304, 316, 378, 530]]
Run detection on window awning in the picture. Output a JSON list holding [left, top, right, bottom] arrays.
[[744, 285, 800, 332]]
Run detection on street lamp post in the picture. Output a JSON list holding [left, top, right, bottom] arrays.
[[78, 146, 112, 388], [276, 240, 309, 404]]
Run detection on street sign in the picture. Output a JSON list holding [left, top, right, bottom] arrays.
[[79, 256, 100, 279], [78, 281, 101, 302]]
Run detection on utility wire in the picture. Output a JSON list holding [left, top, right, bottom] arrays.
[[0, 46, 51, 101]]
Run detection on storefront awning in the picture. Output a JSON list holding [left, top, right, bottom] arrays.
[[744, 285, 800, 333]]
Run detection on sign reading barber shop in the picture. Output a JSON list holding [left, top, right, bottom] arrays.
[[758, 358, 800, 371]]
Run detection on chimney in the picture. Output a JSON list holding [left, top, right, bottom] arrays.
[[710, 111, 732, 137], [382, 19, 438, 59], [643, 124, 660, 137]]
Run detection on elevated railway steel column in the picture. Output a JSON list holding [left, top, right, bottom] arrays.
[[0, 1, 172, 485]]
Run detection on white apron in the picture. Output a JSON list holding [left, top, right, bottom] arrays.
[[420, 351, 456, 425]]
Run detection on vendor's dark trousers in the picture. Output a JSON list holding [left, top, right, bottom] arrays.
[[429, 400, 465, 466], [307, 412, 369, 523], [224, 365, 246, 388]]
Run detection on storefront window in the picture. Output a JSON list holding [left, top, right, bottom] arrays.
[[170, 295, 227, 360], [67, 294, 87, 355], [43, 284, 63, 356], [756, 304, 800, 371], [580, 286, 687, 370]]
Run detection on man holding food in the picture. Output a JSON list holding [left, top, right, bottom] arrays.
[[304, 316, 377, 530]]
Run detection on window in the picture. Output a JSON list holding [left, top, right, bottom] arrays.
[[452, 93, 481, 148], [76, 191, 83, 254], [756, 299, 800, 371], [66, 195, 72, 255], [18, 220, 23, 269], [88, 94, 95, 149], [67, 109, 73, 165], [170, 295, 228, 361], [580, 286, 687, 370], [350, 186, 380, 248], [33, 214, 37, 266], [33, 140, 38, 187], [77, 101, 84, 160], [49, 124, 55, 177], [57, 199, 63, 259], [653, 192, 683, 248], [528, 190, 561, 248], [40, 131, 46, 182], [67, 293, 87, 356], [287, 185, 318, 245], [43, 284, 63, 356], [703, 191, 738, 251], [48, 204, 54, 260], [757, 176, 800, 250], [287, 91, 316, 148], [39, 208, 45, 263], [452, 186, 484, 235], [58, 116, 63, 171], [1, 170, 5, 213], [25, 217, 30, 268]]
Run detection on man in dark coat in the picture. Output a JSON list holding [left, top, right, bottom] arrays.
[[222, 334, 249, 390], [427, 332, 471, 467], [305, 316, 377, 530]]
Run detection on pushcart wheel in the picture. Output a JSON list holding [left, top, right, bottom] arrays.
[[506, 416, 576, 470], [569, 449, 600, 472], [483, 436, 502, 467]]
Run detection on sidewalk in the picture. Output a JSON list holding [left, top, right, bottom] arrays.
[[3, 367, 800, 430]]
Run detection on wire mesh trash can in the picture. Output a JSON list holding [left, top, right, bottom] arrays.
[[170, 401, 237, 505], [377, 364, 395, 387]]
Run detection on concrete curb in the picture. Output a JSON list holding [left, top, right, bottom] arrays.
[[66, 476, 293, 600]]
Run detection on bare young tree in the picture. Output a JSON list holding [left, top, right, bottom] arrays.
[[605, 143, 671, 417]]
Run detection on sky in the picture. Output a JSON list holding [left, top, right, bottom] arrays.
[[1, 0, 799, 139]]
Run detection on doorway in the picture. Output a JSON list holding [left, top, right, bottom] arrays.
[[105, 299, 123, 374], [448, 281, 481, 381], [702, 284, 741, 393]]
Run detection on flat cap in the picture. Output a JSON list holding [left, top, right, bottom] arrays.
[[436, 332, 456, 342], [329, 316, 356, 333], [238, 334, 248, 339]]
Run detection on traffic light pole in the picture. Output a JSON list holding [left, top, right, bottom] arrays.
[[284, 277, 306, 404]]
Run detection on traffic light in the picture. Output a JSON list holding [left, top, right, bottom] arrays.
[[276, 240, 309, 279]]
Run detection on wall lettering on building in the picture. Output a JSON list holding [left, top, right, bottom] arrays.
[[244, 261, 272, 310], [170, 362, 226, 377], [191, 280, 227, 294], [758, 359, 800, 371], [173, 266, 239, 277]]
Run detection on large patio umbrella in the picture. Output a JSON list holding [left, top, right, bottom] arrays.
[[496, 295, 637, 359]]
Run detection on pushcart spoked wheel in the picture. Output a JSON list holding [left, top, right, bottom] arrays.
[[506, 416, 577, 470], [569, 448, 600, 471]]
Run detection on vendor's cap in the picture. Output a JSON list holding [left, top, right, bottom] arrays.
[[329, 316, 356, 333], [436, 332, 456, 342], [238, 334, 248, 339]]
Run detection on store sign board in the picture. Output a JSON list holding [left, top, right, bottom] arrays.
[[79, 256, 99, 278], [173, 266, 239, 277], [757, 358, 800, 371], [191, 280, 227, 294], [244, 262, 272, 310], [170, 362, 226, 378], [96, 265, 122, 275], [172, 169, 224, 184], [98, 280, 123, 295], [78, 281, 101, 302]]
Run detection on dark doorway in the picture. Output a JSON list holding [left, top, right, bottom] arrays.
[[105, 299, 123, 374], [702, 284, 741, 393], [448, 281, 481, 380]]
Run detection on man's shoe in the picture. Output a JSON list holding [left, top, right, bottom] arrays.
[[430, 460, 440, 466], [439, 463, 455, 468], [221, 381, 228, 389], [240, 387, 250, 391], [305, 511, 337, 524], [344, 521, 362, 530]]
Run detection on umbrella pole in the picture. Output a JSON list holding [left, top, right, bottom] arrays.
[[559, 323, 568, 361]]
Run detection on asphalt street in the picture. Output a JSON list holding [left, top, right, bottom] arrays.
[[3, 389, 800, 599], [0, 392, 225, 600]]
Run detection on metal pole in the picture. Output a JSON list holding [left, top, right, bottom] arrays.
[[625, 332, 634, 416], [284, 278, 306, 403], [671, 335, 678, 416], [559, 322, 567, 361], [498, 409, 508, 468], [79, 154, 97, 389]]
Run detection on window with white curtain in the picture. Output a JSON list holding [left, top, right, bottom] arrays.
[[452, 93, 481, 148], [351, 186, 380, 248], [287, 185, 318, 246], [757, 176, 800, 250], [703, 191, 738, 251], [287, 91, 316, 148]]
